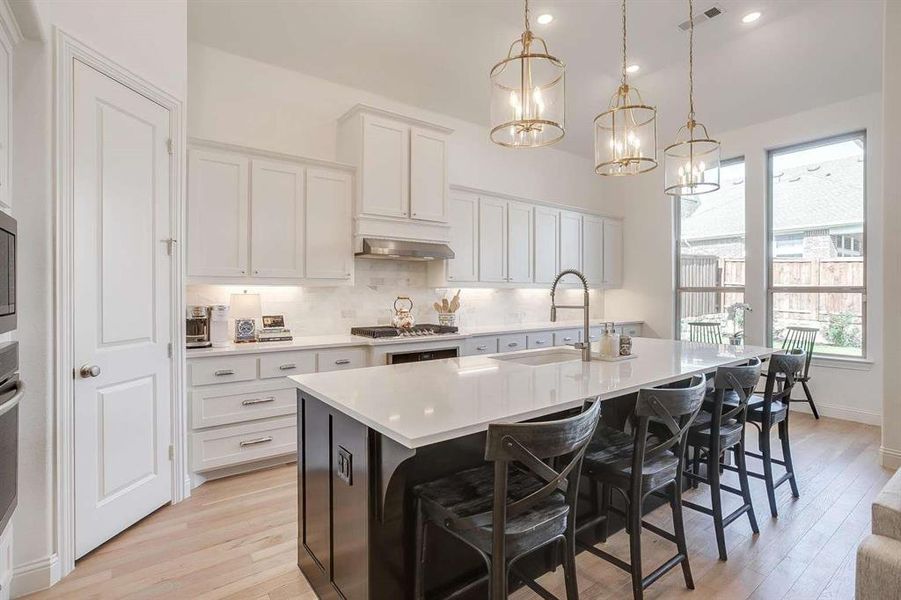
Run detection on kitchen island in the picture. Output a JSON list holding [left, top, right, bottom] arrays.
[[290, 338, 776, 599]]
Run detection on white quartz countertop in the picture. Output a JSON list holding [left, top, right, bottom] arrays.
[[288, 338, 776, 449], [185, 319, 643, 358]]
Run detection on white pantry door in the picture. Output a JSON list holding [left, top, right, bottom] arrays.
[[72, 60, 173, 558]]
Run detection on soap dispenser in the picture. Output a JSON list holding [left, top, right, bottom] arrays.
[[601, 322, 620, 359]]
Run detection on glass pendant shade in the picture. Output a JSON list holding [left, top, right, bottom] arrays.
[[594, 85, 657, 175], [664, 121, 721, 196], [490, 31, 565, 148]]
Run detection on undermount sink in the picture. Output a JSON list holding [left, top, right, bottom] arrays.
[[493, 347, 584, 366]]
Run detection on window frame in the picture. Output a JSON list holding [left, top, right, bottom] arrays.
[[765, 131, 867, 358], [674, 156, 747, 340]]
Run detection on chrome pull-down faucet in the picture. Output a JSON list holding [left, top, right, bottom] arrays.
[[549, 269, 591, 362]]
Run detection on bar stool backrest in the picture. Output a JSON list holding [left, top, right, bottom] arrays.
[[759, 350, 805, 418], [709, 358, 763, 430], [452, 400, 600, 544], [688, 322, 723, 344], [781, 326, 818, 378]]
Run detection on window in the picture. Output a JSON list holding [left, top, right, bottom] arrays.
[[675, 159, 747, 344], [768, 133, 866, 357]]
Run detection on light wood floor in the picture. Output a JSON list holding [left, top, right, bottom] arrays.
[[24, 414, 891, 600]]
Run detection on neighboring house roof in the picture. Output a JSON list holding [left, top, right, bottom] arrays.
[[681, 156, 864, 242]]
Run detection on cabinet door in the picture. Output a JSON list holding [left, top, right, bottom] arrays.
[[478, 197, 507, 282], [559, 211, 582, 272], [582, 214, 604, 285], [361, 115, 409, 218], [447, 195, 479, 282], [534, 206, 560, 283], [187, 150, 249, 277], [507, 201, 533, 283], [603, 219, 624, 287], [250, 160, 305, 278], [410, 127, 448, 222], [305, 168, 352, 280]]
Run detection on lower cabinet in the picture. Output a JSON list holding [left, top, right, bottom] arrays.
[[191, 416, 297, 473]]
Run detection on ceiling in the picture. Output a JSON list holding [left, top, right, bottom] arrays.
[[188, 0, 884, 159]]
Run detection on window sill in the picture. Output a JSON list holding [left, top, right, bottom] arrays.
[[810, 355, 873, 371]]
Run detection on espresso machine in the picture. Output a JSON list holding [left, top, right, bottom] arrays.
[[186, 305, 212, 348]]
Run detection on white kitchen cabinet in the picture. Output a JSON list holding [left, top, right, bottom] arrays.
[[447, 194, 479, 282], [560, 211, 582, 273], [187, 149, 249, 278], [507, 201, 533, 283], [410, 127, 448, 222], [582, 214, 605, 285], [498, 333, 527, 352], [305, 168, 353, 280], [361, 115, 409, 218], [554, 329, 580, 346], [479, 196, 508, 282], [603, 218, 624, 288], [250, 160, 305, 278], [465, 336, 499, 355], [527, 331, 553, 349], [534, 206, 560, 283]]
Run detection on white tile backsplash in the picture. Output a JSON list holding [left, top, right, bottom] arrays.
[[187, 259, 605, 335]]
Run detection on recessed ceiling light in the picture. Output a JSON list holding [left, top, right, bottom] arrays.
[[742, 11, 762, 24], [537, 13, 554, 25], [626, 64, 641, 74]]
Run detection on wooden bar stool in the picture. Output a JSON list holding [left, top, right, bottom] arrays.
[[688, 321, 723, 344], [780, 326, 819, 418], [412, 400, 601, 600], [730, 349, 805, 518], [684, 358, 762, 561], [577, 376, 707, 600]]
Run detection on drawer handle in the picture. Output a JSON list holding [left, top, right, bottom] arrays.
[[563, 337, 573, 342], [476, 345, 488, 351], [214, 369, 235, 376], [507, 342, 519, 348], [279, 363, 297, 371], [239, 436, 273, 447], [335, 359, 351, 365], [242, 396, 275, 406], [534, 340, 546, 345]]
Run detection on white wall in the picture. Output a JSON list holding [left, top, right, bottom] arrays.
[[10, 1, 187, 595], [189, 43, 619, 217], [881, 2, 901, 469], [606, 93, 884, 425]]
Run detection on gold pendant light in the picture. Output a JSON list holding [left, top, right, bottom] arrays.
[[664, 0, 721, 196], [489, 0, 565, 148], [594, 0, 658, 176]]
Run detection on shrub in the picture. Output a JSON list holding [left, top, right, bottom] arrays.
[[825, 312, 862, 348]]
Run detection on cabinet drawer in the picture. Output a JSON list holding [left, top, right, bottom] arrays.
[[527, 332, 553, 349], [498, 333, 527, 353], [191, 416, 296, 472], [317, 348, 367, 372], [191, 382, 296, 429], [259, 351, 317, 379], [554, 329, 580, 346], [190, 356, 257, 386], [620, 324, 642, 337], [584, 327, 604, 344], [466, 336, 498, 355]]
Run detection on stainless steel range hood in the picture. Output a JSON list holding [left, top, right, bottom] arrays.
[[355, 238, 455, 261]]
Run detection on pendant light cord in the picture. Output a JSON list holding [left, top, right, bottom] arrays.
[[688, 0, 695, 123], [621, 0, 628, 86], [524, 0, 531, 32]]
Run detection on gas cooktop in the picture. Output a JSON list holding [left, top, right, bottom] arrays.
[[351, 324, 459, 339]]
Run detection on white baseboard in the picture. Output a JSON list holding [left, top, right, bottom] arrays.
[[790, 402, 881, 426], [881, 446, 901, 470], [10, 553, 60, 599]]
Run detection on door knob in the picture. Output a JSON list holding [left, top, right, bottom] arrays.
[[80, 364, 101, 378]]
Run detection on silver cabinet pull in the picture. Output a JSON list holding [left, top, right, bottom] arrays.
[[279, 363, 296, 371], [534, 340, 546, 345], [214, 369, 234, 376], [476, 345, 488, 351], [563, 337, 573, 342], [507, 342, 519, 348], [239, 436, 273, 447], [242, 396, 275, 406], [335, 359, 351, 365]]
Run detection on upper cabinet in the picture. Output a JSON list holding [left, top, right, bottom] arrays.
[[338, 105, 453, 248], [559, 211, 583, 273], [507, 201, 533, 283], [534, 206, 560, 284], [187, 143, 354, 285], [446, 194, 479, 282], [603, 218, 624, 288], [582, 214, 605, 286], [478, 196, 508, 283]]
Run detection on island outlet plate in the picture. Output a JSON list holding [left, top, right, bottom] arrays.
[[337, 446, 353, 486]]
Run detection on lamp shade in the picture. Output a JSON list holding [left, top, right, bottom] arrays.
[[229, 293, 262, 320]]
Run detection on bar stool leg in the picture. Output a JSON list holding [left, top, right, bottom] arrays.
[[598, 482, 610, 542], [735, 439, 759, 534], [628, 495, 644, 600], [779, 420, 800, 498], [670, 481, 694, 589], [691, 446, 701, 489], [707, 445, 728, 561], [414, 500, 427, 600], [562, 520, 580, 600], [489, 556, 506, 599], [760, 428, 779, 518]]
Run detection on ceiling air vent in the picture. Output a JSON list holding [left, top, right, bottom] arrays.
[[678, 6, 724, 31]]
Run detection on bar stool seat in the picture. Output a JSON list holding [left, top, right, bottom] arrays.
[[583, 434, 681, 493], [414, 465, 569, 556], [707, 390, 788, 424], [687, 411, 743, 447]]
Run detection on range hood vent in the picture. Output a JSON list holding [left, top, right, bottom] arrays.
[[355, 238, 455, 261]]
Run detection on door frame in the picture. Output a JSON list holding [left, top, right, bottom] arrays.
[[53, 29, 186, 578]]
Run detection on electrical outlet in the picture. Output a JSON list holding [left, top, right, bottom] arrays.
[[336, 446, 353, 485]]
